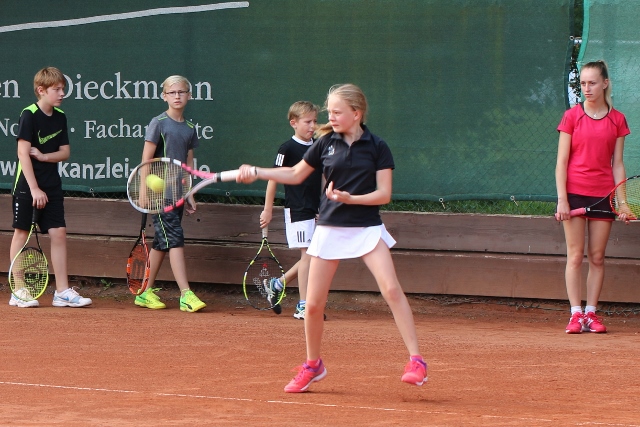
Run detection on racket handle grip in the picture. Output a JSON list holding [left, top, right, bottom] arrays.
[[555, 208, 586, 221], [216, 170, 239, 182]]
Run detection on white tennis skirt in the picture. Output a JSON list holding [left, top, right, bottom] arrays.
[[306, 224, 396, 260]]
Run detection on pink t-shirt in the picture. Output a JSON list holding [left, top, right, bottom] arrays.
[[557, 104, 630, 196]]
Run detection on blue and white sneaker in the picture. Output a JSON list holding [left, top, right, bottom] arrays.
[[52, 288, 92, 308], [293, 302, 326, 320], [293, 302, 305, 320], [9, 289, 39, 308], [267, 278, 283, 315]]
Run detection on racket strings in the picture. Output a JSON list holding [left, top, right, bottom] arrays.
[[244, 257, 283, 309], [128, 161, 191, 212], [10, 248, 48, 298], [127, 248, 148, 283], [612, 179, 640, 218], [127, 234, 150, 295]]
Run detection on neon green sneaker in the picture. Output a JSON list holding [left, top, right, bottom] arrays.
[[180, 290, 206, 312], [135, 288, 166, 309]]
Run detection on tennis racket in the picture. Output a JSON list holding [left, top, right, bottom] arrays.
[[555, 175, 640, 220], [8, 209, 49, 302], [242, 226, 286, 313], [126, 212, 151, 295], [127, 157, 239, 214]]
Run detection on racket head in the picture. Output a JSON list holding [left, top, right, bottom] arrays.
[[127, 158, 192, 213], [126, 239, 150, 295], [9, 247, 49, 301], [127, 213, 150, 295], [242, 255, 286, 310], [610, 176, 640, 219]]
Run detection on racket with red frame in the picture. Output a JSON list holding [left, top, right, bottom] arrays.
[[555, 175, 640, 220], [126, 157, 239, 214], [126, 212, 151, 295]]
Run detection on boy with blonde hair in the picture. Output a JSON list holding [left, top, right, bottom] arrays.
[[261, 101, 322, 317], [133, 75, 206, 312], [10, 66, 92, 308]]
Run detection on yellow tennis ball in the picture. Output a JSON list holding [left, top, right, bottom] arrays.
[[146, 174, 165, 193]]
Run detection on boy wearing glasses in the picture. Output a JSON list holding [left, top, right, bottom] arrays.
[[133, 75, 206, 313]]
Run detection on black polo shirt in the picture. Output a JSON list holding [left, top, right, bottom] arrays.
[[303, 126, 394, 227]]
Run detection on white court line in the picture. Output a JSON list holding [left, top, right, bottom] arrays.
[[2, 380, 639, 426], [0, 380, 453, 415], [0, 2, 249, 34]]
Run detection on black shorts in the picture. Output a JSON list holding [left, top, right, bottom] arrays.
[[12, 196, 66, 233], [152, 207, 185, 251], [567, 193, 615, 221]]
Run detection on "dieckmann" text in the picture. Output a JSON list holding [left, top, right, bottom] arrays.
[[0, 73, 214, 101], [64, 72, 213, 100]]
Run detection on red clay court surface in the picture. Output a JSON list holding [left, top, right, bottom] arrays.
[[1, 283, 639, 427]]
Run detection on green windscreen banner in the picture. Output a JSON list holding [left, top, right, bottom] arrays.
[[578, 0, 640, 177], [0, 0, 572, 201]]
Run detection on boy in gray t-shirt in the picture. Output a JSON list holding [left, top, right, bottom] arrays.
[[145, 110, 198, 162], [133, 75, 206, 313]]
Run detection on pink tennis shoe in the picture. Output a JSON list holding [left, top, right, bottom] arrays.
[[565, 312, 584, 334], [401, 358, 428, 386], [284, 359, 327, 393], [583, 312, 607, 333]]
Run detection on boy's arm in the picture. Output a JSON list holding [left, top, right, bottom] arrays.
[[185, 149, 196, 214], [29, 144, 70, 163], [17, 139, 48, 206], [141, 141, 157, 162], [186, 148, 195, 169], [260, 180, 278, 228], [136, 141, 157, 210]]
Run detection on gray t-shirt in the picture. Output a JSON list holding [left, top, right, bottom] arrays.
[[145, 112, 199, 162]]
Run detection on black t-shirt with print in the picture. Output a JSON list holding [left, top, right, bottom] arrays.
[[14, 104, 69, 200]]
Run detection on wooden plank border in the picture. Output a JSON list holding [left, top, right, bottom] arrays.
[[1, 195, 639, 302]]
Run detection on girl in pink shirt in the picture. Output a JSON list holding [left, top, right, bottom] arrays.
[[555, 60, 631, 334]]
